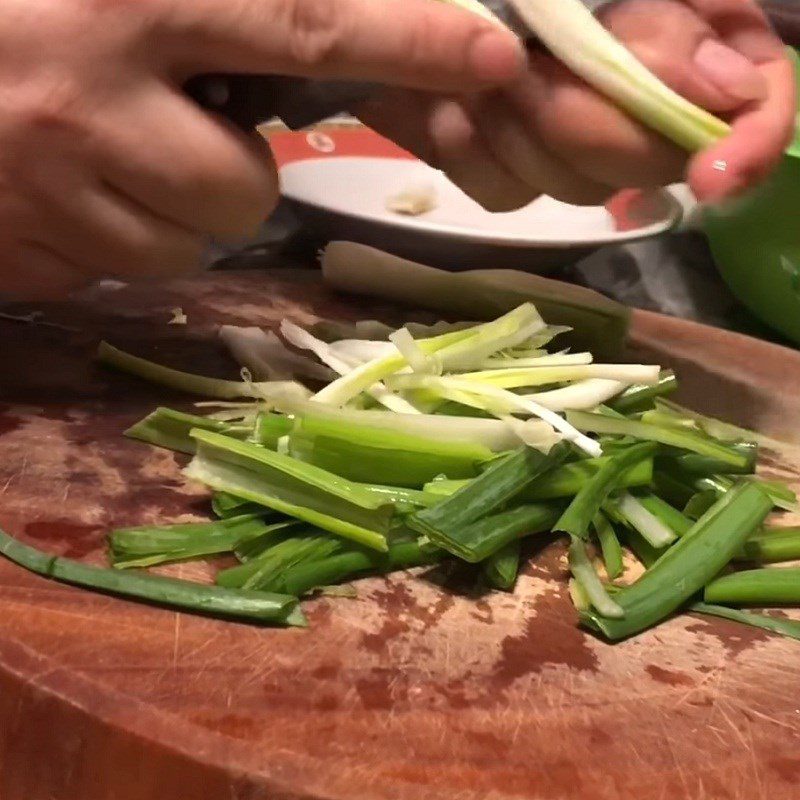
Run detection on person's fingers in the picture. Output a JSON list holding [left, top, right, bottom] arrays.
[[34, 182, 204, 279], [355, 89, 438, 162], [426, 98, 539, 212], [677, 0, 796, 199], [160, 0, 525, 90], [471, 93, 614, 205], [599, 0, 767, 112], [506, 51, 687, 189], [689, 58, 796, 199], [599, 0, 794, 200], [357, 91, 537, 212], [95, 83, 279, 241]]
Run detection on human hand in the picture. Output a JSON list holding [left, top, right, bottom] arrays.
[[357, 0, 796, 211], [0, 0, 525, 299]]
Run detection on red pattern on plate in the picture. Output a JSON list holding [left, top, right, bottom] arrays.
[[270, 128, 415, 168]]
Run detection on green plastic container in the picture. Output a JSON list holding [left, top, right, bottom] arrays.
[[704, 48, 800, 344]]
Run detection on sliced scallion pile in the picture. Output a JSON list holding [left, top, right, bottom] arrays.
[[3, 285, 798, 644]]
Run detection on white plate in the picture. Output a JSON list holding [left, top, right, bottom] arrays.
[[279, 154, 683, 272]]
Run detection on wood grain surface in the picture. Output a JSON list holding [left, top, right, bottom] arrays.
[[2, 269, 800, 800]]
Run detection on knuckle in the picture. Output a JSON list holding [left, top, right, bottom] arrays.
[[284, 0, 345, 68], [19, 81, 88, 138]]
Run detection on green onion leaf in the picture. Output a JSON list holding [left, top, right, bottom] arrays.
[[184, 430, 393, 551], [691, 602, 800, 643], [125, 407, 251, 455], [607, 370, 677, 413], [482, 541, 521, 591], [97, 341, 309, 401], [0, 529, 304, 626], [582, 482, 773, 640], [566, 410, 751, 470], [736, 527, 800, 563], [705, 567, 800, 605], [109, 514, 284, 569], [568, 536, 624, 618], [555, 442, 657, 539], [409, 443, 570, 558], [593, 511, 623, 580]]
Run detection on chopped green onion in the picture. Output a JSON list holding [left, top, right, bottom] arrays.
[[253, 412, 293, 448], [683, 490, 718, 520], [568, 536, 624, 618], [312, 304, 541, 407], [320, 242, 630, 358], [275, 399, 540, 453], [635, 492, 693, 537], [653, 470, 695, 508], [621, 527, 663, 569], [0, 529, 305, 626], [482, 541, 521, 591], [691, 602, 800, 642], [555, 442, 657, 539], [125, 407, 251, 455], [582, 482, 772, 640], [609, 492, 677, 548], [566, 410, 751, 470], [409, 443, 570, 556], [184, 430, 393, 551], [395, 363, 659, 391], [109, 514, 282, 569], [422, 502, 562, 563], [607, 370, 677, 413], [289, 412, 492, 486], [593, 511, 623, 579], [736, 527, 800, 563], [282, 539, 444, 596], [97, 341, 309, 401], [705, 567, 800, 605], [217, 531, 342, 592], [212, 491, 265, 519], [423, 455, 652, 503]]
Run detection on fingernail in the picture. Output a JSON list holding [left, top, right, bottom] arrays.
[[694, 39, 767, 103], [470, 29, 528, 84]]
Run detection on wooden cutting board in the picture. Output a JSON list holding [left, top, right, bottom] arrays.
[[2, 269, 800, 800]]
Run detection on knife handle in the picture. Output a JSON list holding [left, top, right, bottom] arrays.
[[185, 73, 377, 131], [184, 74, 286, 130]]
